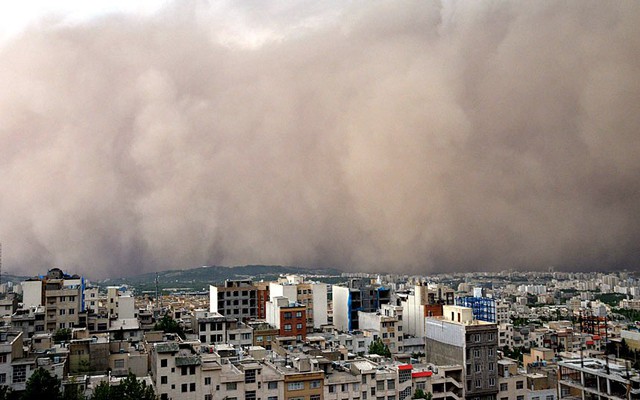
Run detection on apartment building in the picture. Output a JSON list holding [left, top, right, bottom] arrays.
[[21, 268, 85, 332], [558, 358, 640, 400], [333, 279, 391, 332], [193, 309, 236, 345], [411, 364, 464, 400], [10, 306, 45, 339], [425, 305, 499, 400], [270, 276, 329, 331], [209, 280, 258, 321], [266, 296, 307, 341], [402, 283, 455, 338], [358, 307, 403, 354]]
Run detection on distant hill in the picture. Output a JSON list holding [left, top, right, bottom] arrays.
[[99, 264, 344, 292]]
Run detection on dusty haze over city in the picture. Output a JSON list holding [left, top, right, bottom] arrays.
[[0, 1, 639, 278]]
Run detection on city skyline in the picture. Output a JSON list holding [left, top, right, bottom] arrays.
[[1, 1, 639, 278]]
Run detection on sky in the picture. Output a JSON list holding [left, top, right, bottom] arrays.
[[0, 1, 639, 279]]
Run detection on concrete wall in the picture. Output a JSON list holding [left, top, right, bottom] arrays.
[[332, 286, 350, 332], [312, 283, 328, 329], [209, 285, 218, 313], [426, 339, 463, 366], [22, 281, 43, 308]]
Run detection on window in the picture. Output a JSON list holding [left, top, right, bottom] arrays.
[[181, 384, 188, 393], [517, 396, 524, 400], [190, 383, 196, 392], [489, 378, 496, 387], [310, 380, 321, 389], [296, 311, 303, 318], [342, 384, 348, 392], [205, 395, 213, 400], [161, 359, 168, 368], [205, 377, 211, 385], [475, 379, 482, 388], [267, 381, 278, 389], [399, 369, 411, 383], [473, 349, 480, 358], [0, 374, 5, 383], [329, 385, 335, 393], [284, 312, 292, 319], [488, 348, 494, 357], [60, 309, 66, 315], [296, 323, 303, 330], [377, 380, 385, 391], [268, 397, 278, 400], [311, 395, 321, 400], [288, 382, 304, 391], [114, 359, 125, 369], [475, 364, 482, 372], [500, 383, 508, 391], [245, 369, 256, 383], [489, 362, 495, 371], [516, 381, 524, 390], [284, 324, 292, 331], [546, 396, 554, 400], [245, 391, 256, 400], [12, 365, 26, 383], [227, 382, 237, 390], [0, 355, 7, 363], [387, 379, 395, 390]]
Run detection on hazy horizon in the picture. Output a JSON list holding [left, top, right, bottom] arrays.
[[1, 1, 639, 279]]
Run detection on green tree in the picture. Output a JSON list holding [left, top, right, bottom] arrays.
[[90, 372, 155, 400], [22, 368, 62, 400], [368, 338, 391, 358], [114, 328, 125, 341], [53, 328, 72, 342], [62, 377, 85, 400], [153, 314, 185, 339], [413, 389, 433, 400], [0, 386, 16, 400]]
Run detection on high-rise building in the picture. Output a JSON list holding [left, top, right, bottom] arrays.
[[270, 276, 328, 331], [402, 283, 455, 338], [332, 279, 391, 332], [266, 297, 307, 341], [21, 268, 85, 332], [425, 305, 499, 400], [209, 280, 258, 321]]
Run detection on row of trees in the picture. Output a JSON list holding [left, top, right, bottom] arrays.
[[0, 368, 156, 400]]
